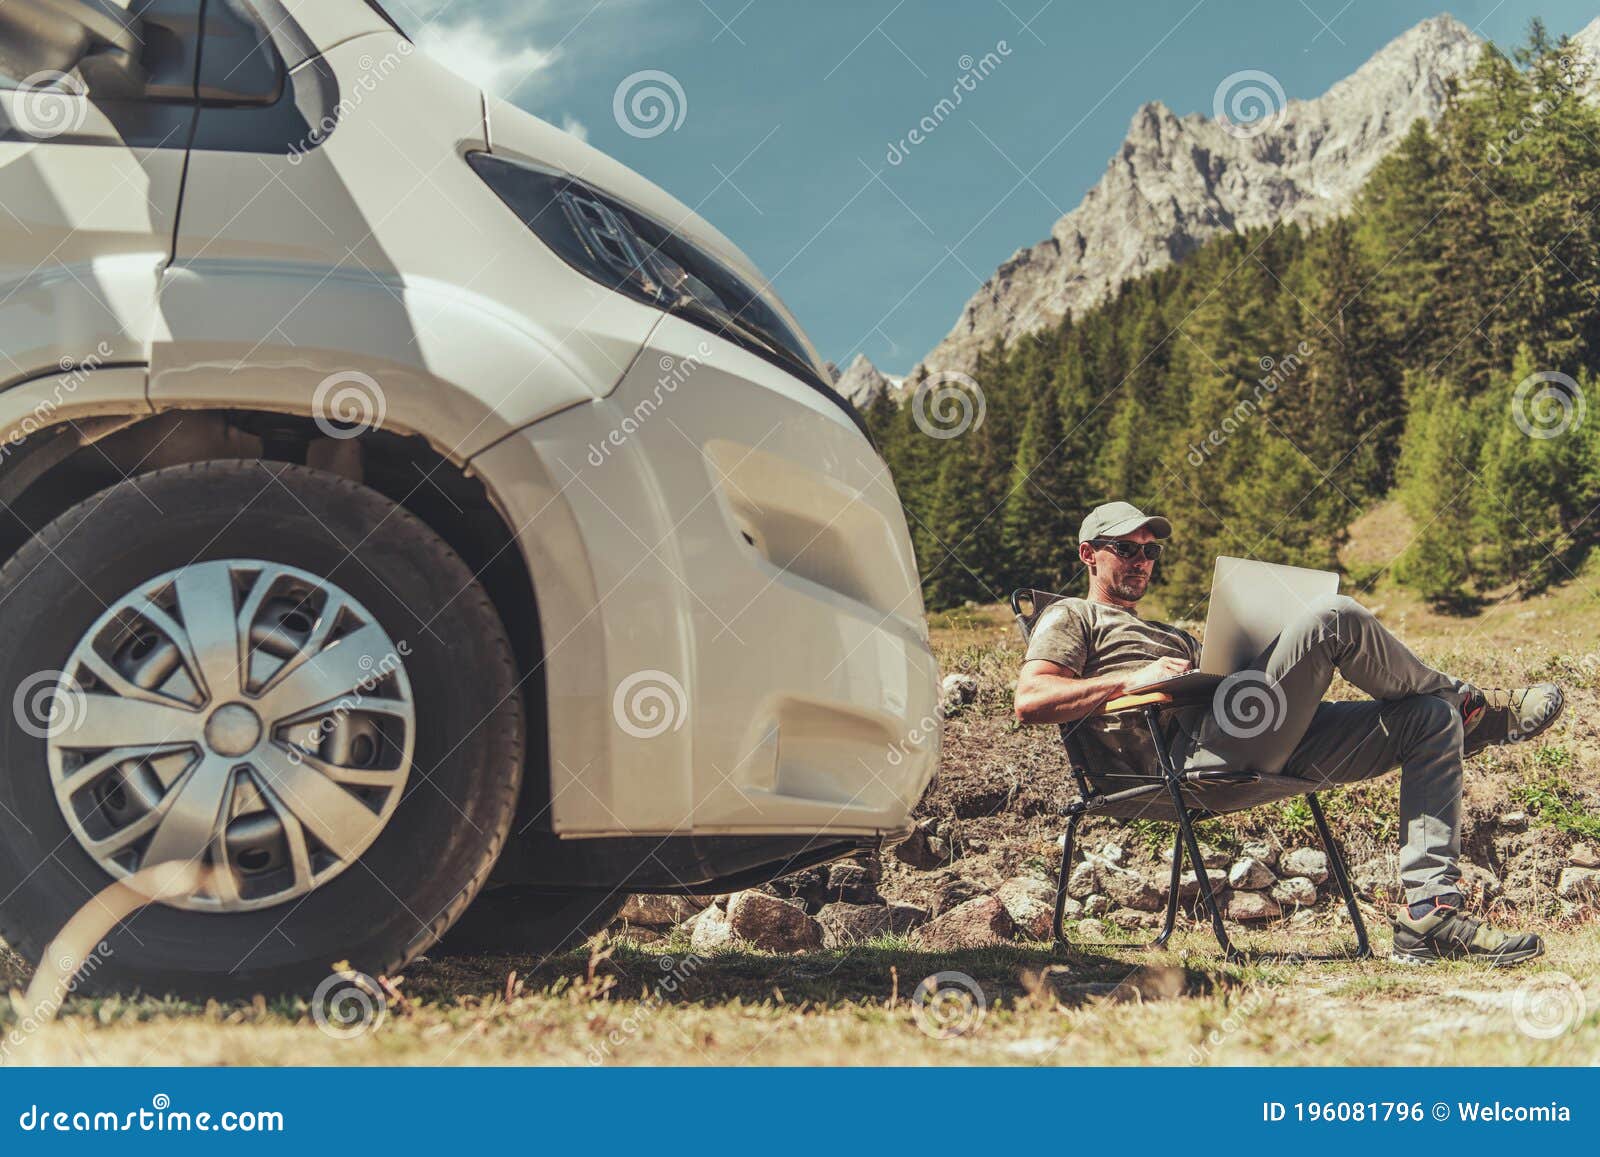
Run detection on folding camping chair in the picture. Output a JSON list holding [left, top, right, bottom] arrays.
[[1012, 587, 1371, 960]]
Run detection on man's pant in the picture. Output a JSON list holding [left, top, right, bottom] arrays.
[[1173, 594, 1469, 903]]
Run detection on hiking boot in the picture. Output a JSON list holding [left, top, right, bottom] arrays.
[[1391, 897, 1544, 966], [1461, 684, 1563, 757]]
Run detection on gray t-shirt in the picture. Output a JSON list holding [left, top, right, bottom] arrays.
[[1024, 598, 1200, 775]]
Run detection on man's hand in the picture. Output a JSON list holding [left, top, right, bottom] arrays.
[[1127, 655, 1193, 689]]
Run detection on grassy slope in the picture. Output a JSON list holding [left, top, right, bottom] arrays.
[[3, 544, 1598, 1066]]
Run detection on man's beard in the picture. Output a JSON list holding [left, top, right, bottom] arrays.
[[1110, 572, 1149, 602]]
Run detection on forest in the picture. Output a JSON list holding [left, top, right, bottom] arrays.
[[864, 26, 1600, 614]]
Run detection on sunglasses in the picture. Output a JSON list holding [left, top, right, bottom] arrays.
[[1091, 538, 1165, 561]]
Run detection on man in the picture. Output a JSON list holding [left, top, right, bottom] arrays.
[[1013, 500, 1565, 966]]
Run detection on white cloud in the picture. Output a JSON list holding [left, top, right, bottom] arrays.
[[560, 115, 589, 142], [415, 17, 554, 97]]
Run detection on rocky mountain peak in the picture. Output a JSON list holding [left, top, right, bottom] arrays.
[[834, 352, 893, 408], [908, 14, 1486, 383]]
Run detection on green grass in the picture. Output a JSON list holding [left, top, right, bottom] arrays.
[[1512, 772, 1600, 841]]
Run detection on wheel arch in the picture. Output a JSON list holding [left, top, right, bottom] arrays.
[[0, 398, 559, 847]]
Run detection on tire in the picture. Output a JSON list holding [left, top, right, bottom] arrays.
[[434, 887, 627, 956], [0, 460, 523, 997]]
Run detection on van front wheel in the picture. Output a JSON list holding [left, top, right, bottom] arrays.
[[0, 460, 523, 997]]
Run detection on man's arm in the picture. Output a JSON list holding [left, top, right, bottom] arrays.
[[1013, 655, 1193, 724]]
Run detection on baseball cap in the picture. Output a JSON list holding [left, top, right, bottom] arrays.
[[1078, 501, 1172, 544]]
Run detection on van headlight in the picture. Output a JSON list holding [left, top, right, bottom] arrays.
[[468, 151, 834, 396]]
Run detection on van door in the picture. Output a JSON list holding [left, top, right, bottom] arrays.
[[0, 1, 201, 388]]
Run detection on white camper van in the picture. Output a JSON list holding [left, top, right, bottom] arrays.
[[0, 0, 938, 994]]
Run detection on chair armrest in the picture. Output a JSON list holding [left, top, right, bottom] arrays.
[[1098, 690, 1174, 714]]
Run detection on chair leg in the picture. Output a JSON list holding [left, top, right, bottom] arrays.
[[1148, 823, 1183, 949], [1053, 812, 1083, 946], [1164, 781, 1235, 959], [1307, 793, 1371, 959]]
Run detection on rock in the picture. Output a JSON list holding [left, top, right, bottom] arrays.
[[824, 862, 882, 905], [726, 891, 824, 952], [1163, 840, 1228, 869], [1556, 866, 1600, 903], [1227, 891, 1282, 921], [1076, 918, 1108, 938], [816, 902, 926, 947], [1227, 857, 1276, 891], [1066, 860, 1100, 898], [1098, 842, 1125, 864], [1242, 841, 1277, 868], [1460, 861, 1502, 901], [911, 895, 1014, 949], [1354, 853, 1401, 901], [933, 874, 990, 915], [1102, 866, 1164, 912], [765, 866, 829, 911], [1176, 871, 1205, 900], [1270, 877, 1319, 908], [1570, 843, 1600, 869], [892, 828, 945, 871], [997, 876, 1058, 940], [1279, 847, 1330, 885], [616, 894, 705, 928], [1112, 909, 1157, 930], [927, 836, 952, 864], [1083, 893, 1111, 916], [834, 352, 898, 408], [688, 905, 735, 953], [1502, 811, 1529, 831], [940, 672, 979, 717]]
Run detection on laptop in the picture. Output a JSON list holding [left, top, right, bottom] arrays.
[[1130, 556, 1340, 694]]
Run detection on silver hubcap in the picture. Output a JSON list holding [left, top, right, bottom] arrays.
[[47, 560, 416, 912]]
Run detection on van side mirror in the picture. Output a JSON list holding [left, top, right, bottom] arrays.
[[1, 1, 277, 108], [0, 0, 146, 96]]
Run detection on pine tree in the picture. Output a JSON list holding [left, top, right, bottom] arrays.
[[1393, 376, 1482, 607]]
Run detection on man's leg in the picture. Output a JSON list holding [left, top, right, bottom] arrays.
[[1179, 593, 1469, 777], [1278, 698, 1463, 902]]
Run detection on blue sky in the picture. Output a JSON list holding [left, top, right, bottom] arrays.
[[385, 0, 1598, 374]]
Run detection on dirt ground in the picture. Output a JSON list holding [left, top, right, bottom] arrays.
[[2, 549, 1598, 1066]]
